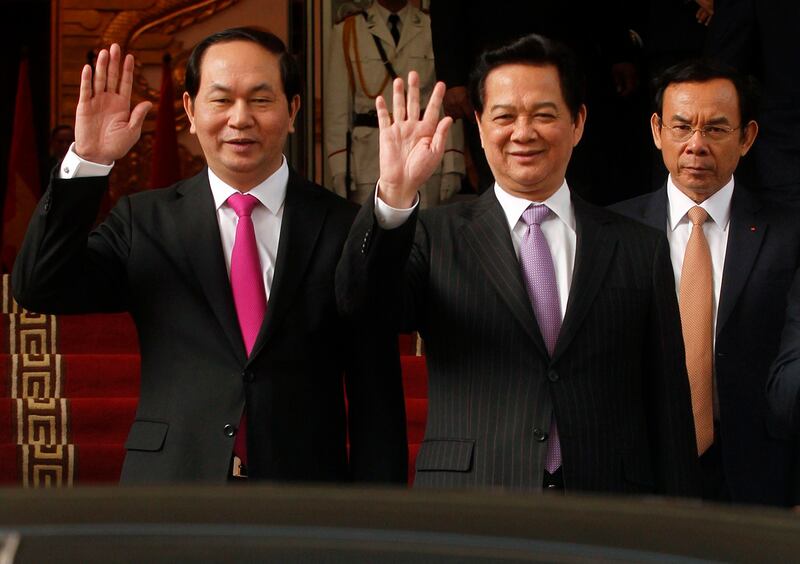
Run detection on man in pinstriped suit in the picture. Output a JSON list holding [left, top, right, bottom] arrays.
[[337, 34, 700, 495]]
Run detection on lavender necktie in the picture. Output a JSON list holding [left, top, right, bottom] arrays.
[[227, 193, 268, 467], [519, 204, 562, 473]]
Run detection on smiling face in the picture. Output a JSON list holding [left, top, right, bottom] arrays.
[[652, 78, 757, 203], [183, 40, 300, 191], [476, 63, 586, 201]]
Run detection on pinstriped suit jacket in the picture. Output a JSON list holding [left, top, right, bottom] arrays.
[[338, 188, 701, 496]]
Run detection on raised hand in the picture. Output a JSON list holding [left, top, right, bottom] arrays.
[[377, 71, 452, 208], [74, 44, 152, 164]]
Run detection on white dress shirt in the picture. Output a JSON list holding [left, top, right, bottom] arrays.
[[375, 181, 577, 318], [667, 175, 733, 341], [208, 163, 287, 298], [59, 143, 287, 297]]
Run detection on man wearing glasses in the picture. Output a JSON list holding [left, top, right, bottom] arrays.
[[613, 59, 800, 506]]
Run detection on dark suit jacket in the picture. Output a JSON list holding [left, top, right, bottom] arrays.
[[337, 189, 700, 496], [612, 184, 800, 506], [12, 169, 408, 485], [769, 271, 800, 437]]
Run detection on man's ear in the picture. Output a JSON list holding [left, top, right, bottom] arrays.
[[739, 120, 759, 157], [287, 95, 301, 133], [183, 92, 196, 134], [572, 104, 587, 147], [650, 113, 663, 150]]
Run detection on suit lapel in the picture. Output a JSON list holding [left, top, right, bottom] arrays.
[[173, 171, 245, 359], [552, 197, 616, 363], [248, 172, 328, 359], [462, 190, 548, 356], [717, 187, 766, 335]]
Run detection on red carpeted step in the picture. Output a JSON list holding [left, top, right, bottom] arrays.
[[56, 314, 139, 353], [0, 443, 124, 485], [70, 443, 126, 484], [0, 354, 141, 398], [0, 397, 136, 444], [0, 312, 139, 354]]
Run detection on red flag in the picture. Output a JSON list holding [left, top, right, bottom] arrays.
[[2, 58, 40, 272], [149, 54, 180, 189]]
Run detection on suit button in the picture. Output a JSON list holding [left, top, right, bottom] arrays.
[[223, 424, 236, 438], [533, 428, 548, 442], [547, 369, 559, 382], [361, 229, 371, 254], [242, 370, 254, 383]]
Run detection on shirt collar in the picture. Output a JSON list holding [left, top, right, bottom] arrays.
[[208, 157, 289, 215], [667, 175, 734, 232], [373, 1, 410, 24], [494, 180, 575, 232]]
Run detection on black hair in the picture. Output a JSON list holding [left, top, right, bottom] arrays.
[[652, 58, 760, 131], [468, 33, 585, 119], [184, 26, 301, 111]]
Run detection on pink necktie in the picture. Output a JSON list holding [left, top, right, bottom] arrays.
[[228, 193, 268, 466], [519, 204, 562, 474]]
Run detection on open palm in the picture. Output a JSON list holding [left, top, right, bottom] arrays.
[[74, 44, 152, 164], [377, 72, 452, 208]]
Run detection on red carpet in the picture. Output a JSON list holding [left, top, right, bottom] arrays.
[[0, 275, 428, 486]]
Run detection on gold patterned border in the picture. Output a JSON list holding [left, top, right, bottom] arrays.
[[10, 354, 63, 399], [1, 274, 15, 314], [14, 398, 70, 446], [7, 314, 58, 357], [20, 444, 75, 487]]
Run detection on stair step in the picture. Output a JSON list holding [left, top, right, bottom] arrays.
[[0, 443, 124, 485], [0, 397, 137, 444], [0, 354, 141, 398], [0, 312, 139, 354]]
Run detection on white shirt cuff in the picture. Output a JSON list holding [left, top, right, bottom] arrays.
[[374, 185, 418, 230], [58, 143, 114, 179]]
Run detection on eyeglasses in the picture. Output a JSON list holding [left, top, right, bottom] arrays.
[[658, 118, 740, 142]]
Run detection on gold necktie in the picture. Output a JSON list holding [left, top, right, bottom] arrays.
[[679, 206, 714, 455]]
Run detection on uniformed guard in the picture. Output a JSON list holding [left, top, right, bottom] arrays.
[[324, 0, 465, 208]]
